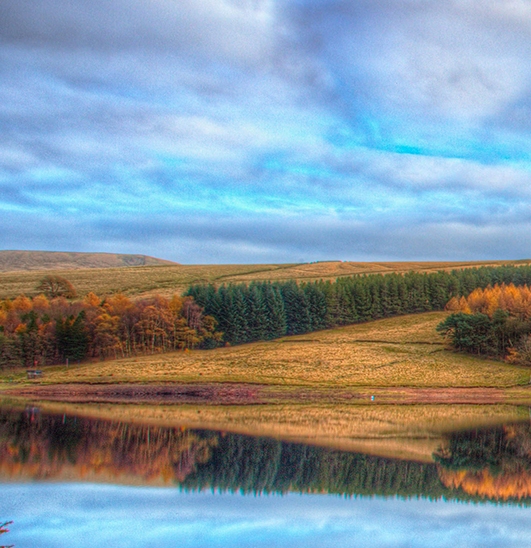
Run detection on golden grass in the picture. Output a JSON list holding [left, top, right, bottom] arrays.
[[1, 259, 528, 299], [0, 263, 292, 299], [28, 312, 530, 388]]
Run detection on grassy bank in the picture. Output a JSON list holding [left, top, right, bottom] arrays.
[[5, 311, 530, 389]]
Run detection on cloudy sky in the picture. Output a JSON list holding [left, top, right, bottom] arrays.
[[2, 0, 531, 263]]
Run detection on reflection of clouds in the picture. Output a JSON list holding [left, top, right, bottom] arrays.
[[2, 485, 531, 548], [3, 1, 531, 261]]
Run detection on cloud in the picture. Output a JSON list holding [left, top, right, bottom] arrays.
[[2, 0, 531, 262], [289, 1, 531, 118], [1, 0, 278, 64]]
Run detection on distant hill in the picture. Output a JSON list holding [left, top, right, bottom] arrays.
[[0, 257, 530, 300], [0, 250, 178, 272]]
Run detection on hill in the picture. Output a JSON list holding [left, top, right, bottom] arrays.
[[0, 258, 530, 300], [28, 312, 529, 389], [0, 250, 177, 272]]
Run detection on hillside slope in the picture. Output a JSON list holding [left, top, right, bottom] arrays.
[[0, 250, 177, 272], [0, 259, 530, 299]]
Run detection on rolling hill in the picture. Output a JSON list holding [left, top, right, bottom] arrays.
[[0, 250, 177, 272], [0, 256, 530, 299]]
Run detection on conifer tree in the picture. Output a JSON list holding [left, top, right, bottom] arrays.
[[246, 283, 268, 341], [55, 311, 88, 362], [263, 283, 287, 339], [280, 281, 310, 335], [303, 283, 327, 331]]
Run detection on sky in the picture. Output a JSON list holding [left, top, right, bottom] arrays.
[[2, 0, 531, 264], [4, 484, 531, 547]]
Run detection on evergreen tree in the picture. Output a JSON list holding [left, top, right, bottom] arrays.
[[245, 283, 267, 341], [263, 283, 287, 339], [280, 281, 311, 335], [55, 311, 88, 362], [352, 279, 372, 322], [303, 283, 327, 331]]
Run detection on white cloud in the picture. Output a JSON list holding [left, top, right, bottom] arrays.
[[2, 0, 531, 261], [296, 0, 531, 122]]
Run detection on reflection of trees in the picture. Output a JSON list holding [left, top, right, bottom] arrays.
[[0, 408, 445, 498], [5, 407, 531, 504], [183, 433, 445, 498], [0, 409, 215, 483], [434, 423, 531, 501]]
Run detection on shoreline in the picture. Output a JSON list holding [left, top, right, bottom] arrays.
[[5, 382, 531, 405]]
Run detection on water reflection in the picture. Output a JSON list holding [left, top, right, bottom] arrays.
[[1, 406, 531, 504], [435, 423, 531, 501], [5, 485, 531, 548]]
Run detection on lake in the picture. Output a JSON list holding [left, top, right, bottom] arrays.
[[1, 404, 531, 547]]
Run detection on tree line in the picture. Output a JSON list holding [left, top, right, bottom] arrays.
[[186, 265, 531, 346], [0, 292, 221, 368], [182, 429, 445, 499], [437, 284, 531, 363], [4, 264, 531, 367]]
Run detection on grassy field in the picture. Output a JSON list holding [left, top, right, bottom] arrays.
[[11, 311, 530, 388], [1, 259, 528, 299]]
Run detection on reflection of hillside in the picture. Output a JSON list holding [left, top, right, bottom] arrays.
[[435, 423, 531, 501], [22, 400, 528, 464], [3, 406, 531, 504]]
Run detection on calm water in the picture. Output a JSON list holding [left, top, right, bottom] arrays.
[[1, 406, 531, 547]]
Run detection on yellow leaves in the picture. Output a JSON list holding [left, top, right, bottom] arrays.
[[458, 283, 531, 319], [458, 296, 471, 314], [446, 296, 471, 314], [104, 293, 133, 316], [12, 294, 32, 312], [83, 291, 101, 308], [14, 323, 27, 334], [439, 467, 531, 501], [95, 312, 120, 332], [169, 295, 183, 314], [445, 297, 460, 311], [32, 293, 50, 311], [0, 289, 212, 363]]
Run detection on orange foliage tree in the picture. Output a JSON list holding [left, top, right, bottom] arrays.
[[0, 292, 221, 368]]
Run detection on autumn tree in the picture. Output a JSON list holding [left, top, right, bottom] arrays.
[[36, 275, 77, 299]]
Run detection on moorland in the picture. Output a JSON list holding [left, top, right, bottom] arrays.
[[0, 254, 527, 299], [2, 255, 531, 461]]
